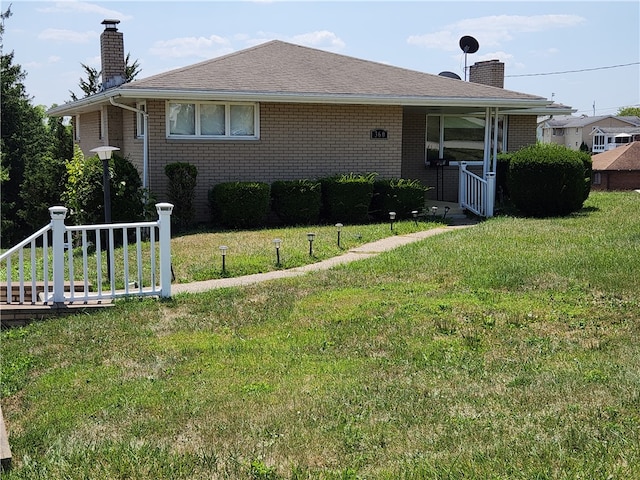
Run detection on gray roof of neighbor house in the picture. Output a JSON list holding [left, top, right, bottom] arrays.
[[48, 40, 564, 116], [590, 127, 640, 136], [544, 115, 640, 128], [592, 141, 640, 171]]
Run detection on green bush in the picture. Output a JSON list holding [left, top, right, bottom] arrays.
[[165, 162, 198, 232], [271, 179, 322, 225], [370, 178, 428, 220], [578, 150, 593, 202], [495, 152, 512, 200], [208, 181, 270, 229], [63, 146, 145, 225], [321, 173, 377, 224], [507, 143, 589, 217]]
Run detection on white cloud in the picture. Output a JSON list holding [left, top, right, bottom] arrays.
[[149, 35, 233, 59], [288, 31, 346, 51], [408, 14, 585, 51], [240, 30, 346, 52], [38, 29, 98, 43], [37, 2, 133, 21], [48, 55, 62, 64]]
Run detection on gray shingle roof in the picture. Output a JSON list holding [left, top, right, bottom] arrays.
[[122, 40, 546, 103]]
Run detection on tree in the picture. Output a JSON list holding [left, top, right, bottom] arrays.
[[1, 6, 72, 245], [69, 53, 141, 100], [1, 6, 56, 245], [616, 106, 640, 117]]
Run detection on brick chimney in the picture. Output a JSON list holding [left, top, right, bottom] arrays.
[[469, 60, 504, 88], [100, 19, 125, 90]]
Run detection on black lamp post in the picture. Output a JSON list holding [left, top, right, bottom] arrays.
[[307, 232, 316, 256], [273, 238, 282, 266], [389, 211, 396, 231], [90, 146, 119, 279], [412, 210, 419, 227], [90, 146, 120, 224], [219, 245, 228, 272], [335, 223, 343, 248]]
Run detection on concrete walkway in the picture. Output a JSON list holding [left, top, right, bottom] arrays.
[[172, 220, 476, 295]]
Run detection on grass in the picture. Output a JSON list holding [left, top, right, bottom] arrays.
[[1, 191, 639, 479], [1, 218, 441, 287]]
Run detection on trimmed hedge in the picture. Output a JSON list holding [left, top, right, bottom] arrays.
[[507, 143, 590, 217], [208, 181, 271, 229], [321, 173, 376, 224], [165, 162, 198, 232], [370, 178, 428, 220], [271, 179, 322, 225]]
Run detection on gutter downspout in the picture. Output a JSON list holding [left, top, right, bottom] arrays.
[[109, 97, 149, 201]]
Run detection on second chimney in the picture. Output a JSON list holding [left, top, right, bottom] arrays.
[[100, 19, 125, 90], [469, 60, 505, 88]]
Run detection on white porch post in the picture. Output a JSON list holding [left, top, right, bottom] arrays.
[[483, 108, 491, 177], [156, 202, 174, 298], [49, 206, 68, 303], [459, 161, 467, 209], [492, 107, 500, 173], [486, 173, 496, 217]]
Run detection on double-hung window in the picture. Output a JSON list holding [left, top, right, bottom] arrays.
[[167, 101, 258, 139]]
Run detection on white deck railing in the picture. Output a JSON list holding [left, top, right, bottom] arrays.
[[459, 162, 495, 218], [0, 203, 174, 305]]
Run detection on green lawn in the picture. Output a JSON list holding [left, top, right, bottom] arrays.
[[2, 191, 639, 479]]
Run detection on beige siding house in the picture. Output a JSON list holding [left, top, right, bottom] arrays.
[[539, 114, 640, 152], [49, 20, 570, 222]]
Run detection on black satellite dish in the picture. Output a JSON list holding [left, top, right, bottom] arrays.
[[459, 35, 479, 81], [439, 71, 462, 80]]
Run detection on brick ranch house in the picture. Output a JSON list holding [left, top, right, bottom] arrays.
[[591, 141, 640, 191], [48, 20, 572, 222]]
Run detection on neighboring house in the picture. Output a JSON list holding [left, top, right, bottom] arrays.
[[591, 141, 640, 191], [539, 114, 640, 153], [48, 20, 570, 222]]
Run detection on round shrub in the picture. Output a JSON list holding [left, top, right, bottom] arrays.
[[370, 178, 428, 220], [507, 143, 589, 217], [321, 173, 376, 224], [208, 181, 270, 229], [271, 179, 322, 225]]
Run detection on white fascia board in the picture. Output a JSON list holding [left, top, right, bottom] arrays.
[[46, 90, 119, 116], [117, 87, 552, 109], [48, 86, 555, 115]]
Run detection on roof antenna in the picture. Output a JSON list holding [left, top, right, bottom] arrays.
[[459, 35, 479, 81]]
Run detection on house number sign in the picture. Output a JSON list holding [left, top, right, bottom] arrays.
[[370, 129, 388, 140]]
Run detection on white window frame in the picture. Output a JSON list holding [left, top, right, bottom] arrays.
[[166, 101, 260, 140], [425, 113, 507, 167], [99, 107, 105, 140], [74, 115, 80, 141], [136, 101, 146, 138]]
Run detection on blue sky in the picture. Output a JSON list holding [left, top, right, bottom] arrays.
[[4, 1, 639, 116]]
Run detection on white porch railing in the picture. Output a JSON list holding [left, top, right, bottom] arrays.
[[459, 162, 495, 218], [0, 203, 174, 305]]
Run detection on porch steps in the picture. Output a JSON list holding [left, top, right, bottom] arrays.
[[0, 281, 92, 304], [0, 300, 114, 328]]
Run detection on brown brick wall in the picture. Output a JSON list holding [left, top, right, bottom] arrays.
[[100, 29, 125, 87], [75, 111, 103, 158], [592, 171, 640, 191], [469, 60, 504, 88], [507, 115, 537, 151], [144, 101, 403, 221]]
